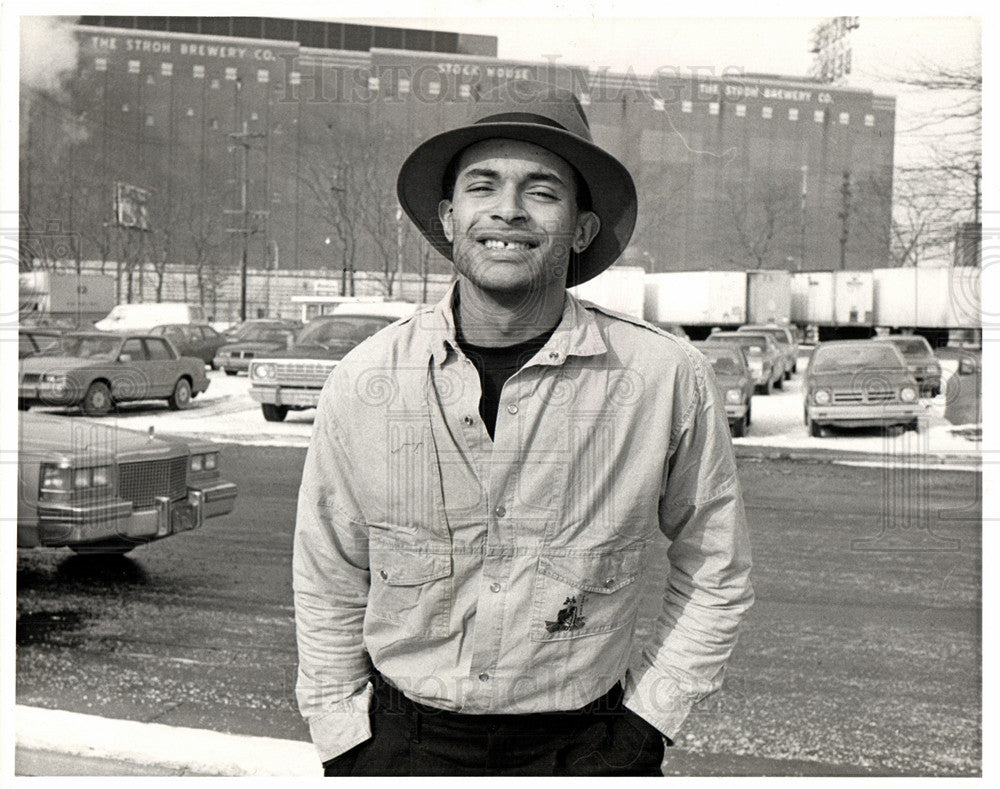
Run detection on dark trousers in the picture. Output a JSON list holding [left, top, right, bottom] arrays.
[[324, 674, 666, 776]]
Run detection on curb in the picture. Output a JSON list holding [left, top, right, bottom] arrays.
[[16, 705, 320, 777], [733, 442, 981, 468]]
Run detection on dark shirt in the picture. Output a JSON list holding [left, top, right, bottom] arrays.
[[456, 325, 557, 440]]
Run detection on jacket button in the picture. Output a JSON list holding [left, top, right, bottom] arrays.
[[379, 570, 388, 580], [506, 404, 518, 415], [494, 505, 506, 518], [549, 351, 560, 360], [604, 578, 615, 588], [478, 673, 490, 682], [490, 582, 501, 593], [463, 415, 474, 426]]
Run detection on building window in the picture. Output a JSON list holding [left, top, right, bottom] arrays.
[[128, 60, 140, 74], [121, 103, 129, 113], [762, 106, 773, 119], [864, 114, 875, 127], [458, 83, 471, 98], [735, 104, 746, 117], [211, 78, 220, 90], [225, 67, 238, 81], [709, 102, 720, 115], [788, 107, 799, 121], [145, 114, 154, 127], [289, 71, 301, 86], [250, 112, 259, 121], [257, 69, 269, 83], [814, 109, 825, 123], [186, 107, 195, 117], [94, 57, 107, 72], [368, 76, 380, 91], [652, 98, 665, 111], [681, 100, 692, 113], [160, 62, 173, 76], [839, 112, 850, 125], [210, 118, 219, 130], [193, 64, 205, 79]]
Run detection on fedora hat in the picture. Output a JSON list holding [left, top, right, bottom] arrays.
[[396, 79, 637, 288]]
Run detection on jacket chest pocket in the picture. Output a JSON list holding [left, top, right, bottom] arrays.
[[530, 549, 644, 642], [367, 538, 453, 639]]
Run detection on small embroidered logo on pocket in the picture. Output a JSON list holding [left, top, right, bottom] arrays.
[[545, 595, 587, 633]]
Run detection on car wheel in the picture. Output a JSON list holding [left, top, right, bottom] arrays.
[[82, 381, 113, 416], [731, 415, 747, 438], [760, 378, 774, 395], [223, 367, 238, 376], [167, 378, 193, 410], [18, 399, 30, 411], [262, 403, 288, 422], [774, 375, 784, 390], [906, 419, 920, 433], [809, 419, 824, 438], [746, 402, 752, 426]]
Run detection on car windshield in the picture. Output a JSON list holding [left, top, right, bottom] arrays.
[[742, 328, 787, 344], [708, 355, 742, 375], [242, 326, 292, 342], [812, 344, 903, 372], [40, 334, 121, 359], [296, 316, 391, 347], [889, 338, 932, 358]]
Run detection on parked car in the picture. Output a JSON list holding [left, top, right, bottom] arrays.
[[249, 303, 418, 422], [17, 411, 236, 554], [704, 331, 784, 394], [213, 326, 297, 375], [692, 341, 753, 437], [737, 323, 798, 377], [148, 323, 228, 367], [804, 340, 922, 437], [94, 302, 209, 332], [18, 332, 209, 416], [221, 318, 302, 343], [872, 334, 942, 397], [19, 327, 64, 358]]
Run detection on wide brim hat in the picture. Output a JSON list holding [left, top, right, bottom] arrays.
[[396, 79, 637, 288]]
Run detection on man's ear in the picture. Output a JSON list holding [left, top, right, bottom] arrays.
[[572, 211, 601, 254], [438, 199, 455, 242]]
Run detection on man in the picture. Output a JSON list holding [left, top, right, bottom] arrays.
[[293, 79, 753, 776]]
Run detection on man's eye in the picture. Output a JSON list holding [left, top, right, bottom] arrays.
[[464, 183, 494, 193], [529, 190, 558, 200]]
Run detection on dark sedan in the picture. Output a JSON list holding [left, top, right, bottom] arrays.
[[213, 326, 297, 375], [873, 334, 942, 397], [693, 341, 753, 437], [148, 323, 228, 367]]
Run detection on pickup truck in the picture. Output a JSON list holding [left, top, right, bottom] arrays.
[[248, 303, 419, 422]]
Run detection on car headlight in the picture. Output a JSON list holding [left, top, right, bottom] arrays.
[[40, 374, 68, 388], [91, 465, 112, 487], [40, 464, 72, 495], [900, 386, 917, 402], [190, 452, 219, 473], [813, 388, 831, 405], [252, 363, 274, 380], [725, 388, 743, 404]]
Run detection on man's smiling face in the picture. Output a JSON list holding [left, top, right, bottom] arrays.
[[438, 139, 600, 297]]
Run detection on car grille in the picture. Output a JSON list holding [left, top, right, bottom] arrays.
[[21, 373, 41, 383], [272, 361, 335, 386], [832, 390, 897, 404], [118, 456, 188, 508]]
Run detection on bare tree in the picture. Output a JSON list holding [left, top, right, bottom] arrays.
[[724, 176, 800, 268]]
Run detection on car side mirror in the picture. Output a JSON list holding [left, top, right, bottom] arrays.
[[958, 357, 977, 376], [118, 353, 132, 363]]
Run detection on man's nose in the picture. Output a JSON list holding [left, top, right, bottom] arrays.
[[489, 185, 528, 223]]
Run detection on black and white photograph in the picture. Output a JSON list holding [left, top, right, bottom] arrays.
[[1, 0, 988, 780]]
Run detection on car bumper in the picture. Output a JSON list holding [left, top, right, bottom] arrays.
[[807, 403, 921, 427], [725, 403, 749, 422], [249, 386, 321, 408], [214, 357, 250, 372], [19, 384, 78, 407], [33, 479, 236, 548]]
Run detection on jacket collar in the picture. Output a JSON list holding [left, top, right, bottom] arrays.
[[426, 280, 607, 367]]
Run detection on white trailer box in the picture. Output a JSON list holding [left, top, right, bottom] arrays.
[[873, 268, 919, 327], [644, 271, 746, 325], [917, 266, 980, 328], [832, 270, 874, 326], [569, 265, 646, 319], [746, 270, 791, 324], [790, 271, 834, 325]]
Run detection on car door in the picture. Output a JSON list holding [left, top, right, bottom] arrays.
[[113, 337, 161, 401], [144, 337, 182, 394]]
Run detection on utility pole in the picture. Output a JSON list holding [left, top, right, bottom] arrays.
[[838, 170, 852, 270], [799, 164, 808, 272], [226, 121, 267, 321]]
